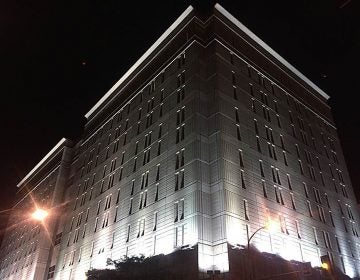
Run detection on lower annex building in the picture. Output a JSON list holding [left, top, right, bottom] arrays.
[[1, 4, 359, 280]]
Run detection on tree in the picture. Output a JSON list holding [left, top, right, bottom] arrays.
[[86, 254, 178, 280]]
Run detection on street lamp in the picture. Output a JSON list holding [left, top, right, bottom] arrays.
[[247, 218, 280, 248], [247, 218, 280, 280], [31, 208, 49, 222]]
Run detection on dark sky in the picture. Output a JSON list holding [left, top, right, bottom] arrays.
[[0, 0, 359, 240]]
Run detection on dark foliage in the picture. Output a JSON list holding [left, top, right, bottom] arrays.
[[86, 254, 180, 280]]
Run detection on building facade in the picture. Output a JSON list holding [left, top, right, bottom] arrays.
[[0, 139, 73, 279], [1, 4, 359, 280]]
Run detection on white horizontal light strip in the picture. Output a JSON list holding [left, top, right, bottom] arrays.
[[214, 3, 329, 100], [17, 138, 67, 187], [81, 39, 199, 148], [85, 5, 194, 119], [212, 38, 335, 128]]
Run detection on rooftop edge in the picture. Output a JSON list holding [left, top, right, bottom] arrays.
[[84, 5, 194, 120], [214, 3, 329, 101], [17, 138, 71, 188]]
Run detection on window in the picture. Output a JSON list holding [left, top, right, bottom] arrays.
[[96, 201, 101, 215], [116, 189, 121, 204], [298, 160, 304, 175], [335, 236, 341, 253], [175, 149, 185, 170], [129, 198, 133, 215], [303, 182, 309, 198], [174, 200, 184, 222], [243, 199, 249, 220], [318, 206, 326, 223], [283, 151, 288, 166], [176, 107, 185, 125], [47, 265, 55, 279], [256, 136, 262, 153], [240, 170, 246, 189], [114, 206, 118, 223], [133, 157, 137, 172], [290, 193, 296, 210], [94, 217, 99, 232], [233, 86, 238, 100], [126, 225, 130, 242], [175, 170, 185, 191], [254, 119, 259, 135], [313, 227, 318, 245], [153, 212, 158, 231], [239, 149, 244, 168], [176, 125, 185, 143], [323, 231, 332, 249], [82, 224, 87, 238], [295, 221, 301, 239], [177, 88, 185, 103], [280, 215, 289, 235], [259, 160, 265, 178], [286, 174, 292, 190], [154, 183, 159, 202], [235, 107, 239, 123], [90, 241, 95, 257], [158, 123, 163, 139], [236, 125, 241, 141], [307, 201, 313, 217], [141, 172, 149, 190], [54, 232, 62, 246], [262, 180, 267, 198]]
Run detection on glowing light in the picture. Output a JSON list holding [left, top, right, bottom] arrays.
[[31, 208, 48, 221], [321, 262, 329, 270], [265, 218, 280, 234]]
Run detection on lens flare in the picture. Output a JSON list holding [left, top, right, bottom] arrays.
[[31, 209, 48, 221]]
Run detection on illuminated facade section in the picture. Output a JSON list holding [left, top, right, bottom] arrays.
[[0, 139, 73, 280], [55, 4, 360, 279], [1, 4, 359, 280]]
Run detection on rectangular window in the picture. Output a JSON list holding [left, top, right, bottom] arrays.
[[129, 198, 133, 215], [286, 174, 292, 190], [307, 201, 313, 217], [243, 199, 249, 220], [262, 180, 267, 198], [54, 232, 62, 246], [126, 225, 130, 242], [236, 125, 241, 141], [153, 212, 158, 231], [239, 149, 244, 168], [295, 220, 301, 239], [256, 136, 262, 153], [47, 265, 55, 279], [94, 217, 99, 232], [259, 160, 265, 178], [290, 193, 296, 210], [155, 183, 159, 202], [114, 206, 118, 223], [240, 169, 246, 189], [313, 227, 318, 245]]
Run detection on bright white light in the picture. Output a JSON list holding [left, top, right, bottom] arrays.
[[265, 218, 280, 234], [31, 208, 48, 221]]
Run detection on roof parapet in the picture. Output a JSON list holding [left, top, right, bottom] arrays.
[[84, 5, 194, 120], [214, 3, 329, 100], [17, 138, 72, 188]]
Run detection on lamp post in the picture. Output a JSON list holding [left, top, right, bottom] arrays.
[[247, 218, 280, 280]]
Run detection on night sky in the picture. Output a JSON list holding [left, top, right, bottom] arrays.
[[0, 0, 359, 241]]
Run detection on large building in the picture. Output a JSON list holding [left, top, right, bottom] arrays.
[[1, 4, 359, 280]]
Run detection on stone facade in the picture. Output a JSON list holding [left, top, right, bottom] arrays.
[[1, 4, 359, 280]]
